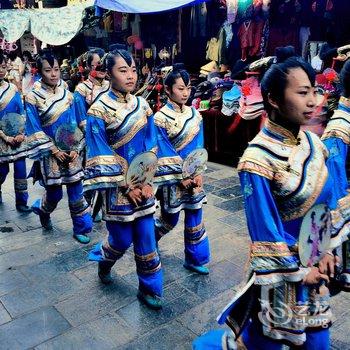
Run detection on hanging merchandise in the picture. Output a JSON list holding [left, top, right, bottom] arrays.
[[95, 0, 208, 13], [238, 19, 265, 61], [226, 0, 238, 23], [68, 0, 92, 4], [31, 5, 87, 45], [112, 12, 122, 31], [158, 48, 171, 60], [144, 48, 152, 59], [217, 21, 234, 66], [103, 12, 114, 32], [0, 3, 89, 44], [130, 13, 141, 36], [0, 10, 30, 42], [20, 32, 37, 55], [189, 1, 207, 38], [0, 38, 18, 53], [206, 38, 219, 62]]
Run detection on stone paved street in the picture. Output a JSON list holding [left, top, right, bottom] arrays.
[[0, 161, 349, 350]]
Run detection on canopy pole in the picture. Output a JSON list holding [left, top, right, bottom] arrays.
[[178, 8, 182, 54]]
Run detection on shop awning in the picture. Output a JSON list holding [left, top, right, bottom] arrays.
[[0, 3, 91, 44], [94, 0, 209, 13]]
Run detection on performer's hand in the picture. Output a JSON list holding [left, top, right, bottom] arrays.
[[141, 184, 154, 200], [69, 151, 79, 162], [54, 150, 68, 163], [5, 136, 16, 146], [127, 188, 143, 207], [180, 178, 194, 190], [193, 175, 203, 188], [303, 266, 329, 285], [14, 134, 25, 144], [318, 252, 340, 278]]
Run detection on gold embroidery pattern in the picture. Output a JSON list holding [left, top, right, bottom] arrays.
[[134, 251, 158, 261], [237, 160, 274, 180], [41, 102, 72, 127], [322, 109, 350, 144], [250, 242, 296, 257], [339, 96, 350, 108], [84, 175, 124, 187], [176, 122, 201, 152], [75, 79, 109, 105], [111, 114, 147, 150], [185, 222, 204, 234], [157, 155, 183, 166], [0, 83, 17, 111], [86, 155, 118, 167]]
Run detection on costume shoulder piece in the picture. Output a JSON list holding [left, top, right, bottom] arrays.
[[7, 82, 18, 93], [25, 83, 42, 105], [154, 104, 195, 129], [55, 79, 68, 90], [192, 106, 203, 120], [306, 130, 328, 158], [0, 82, 18, 111], [75, 81, 92, 96], [238, 131, 285, 180], [154, 108, 169, 128], [322, 106, 350, 145], [137, 96, 153, 117], [87, 92, 113, 121]]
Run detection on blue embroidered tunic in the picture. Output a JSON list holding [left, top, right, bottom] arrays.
[[153, 101, 206, 213], [236, 119, 336, 345], [74, 76, 109, 132], [0, 81, 27, 163], [25, 79, 84, 185], [84, 89, 157, 222], [321, 96, 350, 286]]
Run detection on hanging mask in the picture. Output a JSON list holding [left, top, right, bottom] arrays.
[[144, 48, 152, 59]]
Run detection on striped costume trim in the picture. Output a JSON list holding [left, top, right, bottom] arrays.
[[322, 109, 350, 144]]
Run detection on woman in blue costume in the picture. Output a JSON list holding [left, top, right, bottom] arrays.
[[74, 48, 109, 223], [25, 50, 92, 244], [85, 50, 163, 309], [193, 48, 339, 349], [153, 68, 210, 274], [0, 53, 31, 212], [321, 59, 350, 291], [74, 48, 110, 131]]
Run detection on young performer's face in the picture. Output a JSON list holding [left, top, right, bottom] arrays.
[[166, 77, 191, 106], [270, 68, 317, 126], [41, 59, 60, 86], [90, 53, 106, 80], [110, 56, 137, 93], [0, 60, 7, 81]]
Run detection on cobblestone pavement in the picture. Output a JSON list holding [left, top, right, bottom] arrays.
[[0, 161, 349, 350]]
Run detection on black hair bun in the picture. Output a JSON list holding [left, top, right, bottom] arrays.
[[173, 63, 185, 71], [275, 46, 296, 63]]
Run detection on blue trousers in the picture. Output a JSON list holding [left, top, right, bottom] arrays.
[[32, 181, 92, 235], [192, 326, 330, 350], [0, 158, 28, 206], [241, 318, 330, 350], [89, 214, 163, 297], [155, 208, 210, 266]]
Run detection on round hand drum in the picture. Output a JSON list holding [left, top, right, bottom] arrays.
[[0, 113, 25, 136], [126, 151, 158, 187], [182, 148, 208, 179], [299, 204, 332, 267], [54, 123, 83, 152]]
